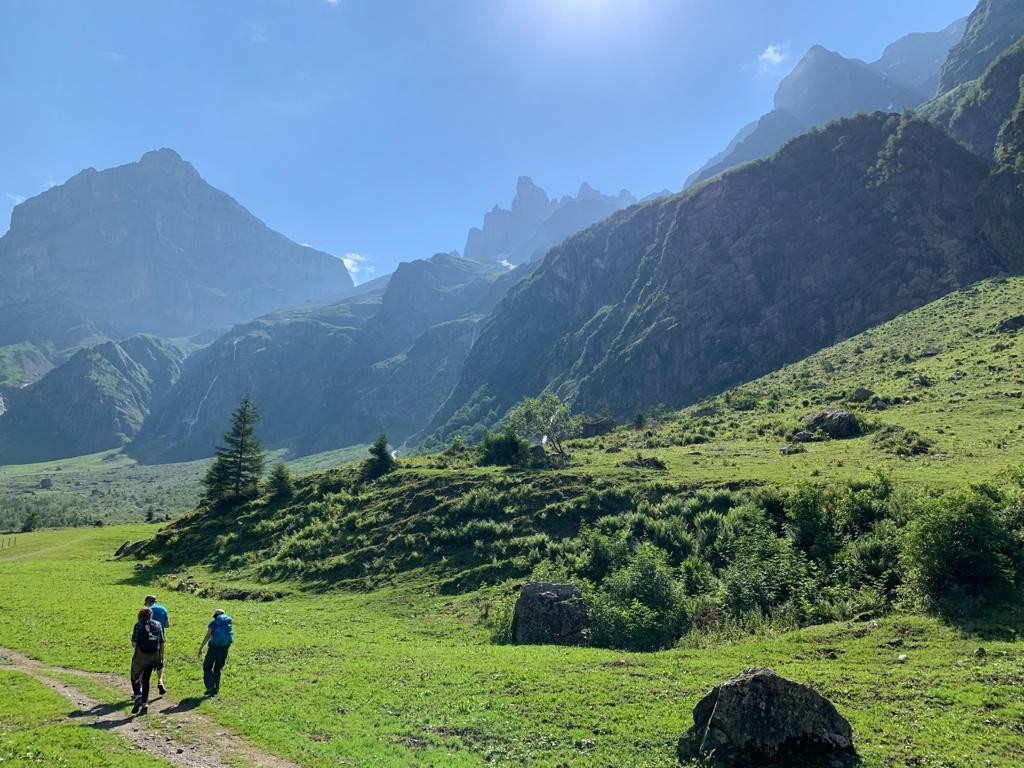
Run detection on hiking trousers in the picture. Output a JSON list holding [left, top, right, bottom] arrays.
[[131, 648, 162, 702], [203, 644, 229, 693]]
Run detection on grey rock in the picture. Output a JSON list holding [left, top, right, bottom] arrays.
[[511, 582, 591, 646], [803, 410, 863, 440], [849, 387, 875, 403], [678, 667, 855, 767]]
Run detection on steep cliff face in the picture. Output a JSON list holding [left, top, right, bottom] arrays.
[[938, 0, 1024, 93], [920, 38, 1024, 160], [430, 113, 1024, 441], [463, 178, 635, 265], [130, 255, 531, 462], [0, 335, 186, 463], [0, 149, 353, 368]]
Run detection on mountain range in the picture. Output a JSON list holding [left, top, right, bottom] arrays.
[[463, 177, 638, 266], [0, 148, 353, 388], [685, 18, 966, 187], [1, 0, 1024, 468]]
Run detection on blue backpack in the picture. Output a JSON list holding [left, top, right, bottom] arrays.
[[210, 615, 234, 647]]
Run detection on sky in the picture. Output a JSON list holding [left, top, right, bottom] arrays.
[[0, 0, 976, 281]]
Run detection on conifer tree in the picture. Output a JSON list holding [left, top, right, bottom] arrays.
[[360, 433, 396, 481], [203, 394, 266, 501]]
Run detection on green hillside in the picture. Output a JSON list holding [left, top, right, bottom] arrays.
[[140, 280, 1024, 650]]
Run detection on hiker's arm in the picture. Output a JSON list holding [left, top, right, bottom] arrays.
[[197, 628, 212, 658], [131, 624, 138, 648]]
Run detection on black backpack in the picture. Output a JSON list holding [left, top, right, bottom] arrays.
[[137, 620, 161, 653]]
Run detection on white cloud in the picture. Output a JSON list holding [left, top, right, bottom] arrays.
[[326, 0, 339, 5], [498, 258, 517, 270], [6, 193, 25, 205], [758, 42, 791, 74], [341, 252, 374, 276], [249, 23, 270, 45]]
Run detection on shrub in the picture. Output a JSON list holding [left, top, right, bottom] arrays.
[[902, 488, 1017, 607], [590, 544, 687, 651], [479, 426, 531, 467]]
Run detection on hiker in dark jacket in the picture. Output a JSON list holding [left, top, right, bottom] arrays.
[[130, 606, 165, 714], [196, 608, 233, 696]]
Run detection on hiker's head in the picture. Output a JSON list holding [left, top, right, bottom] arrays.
[[212, 608, 225, 618], [144, 595, 156, 606], [138, 607, 153, 622]]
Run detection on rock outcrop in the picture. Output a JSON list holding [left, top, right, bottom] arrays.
[[938, 0, 1024, 93], [464, 177, 636, 266], [511, 583, 591, 646], [677, 667, 856, 767]]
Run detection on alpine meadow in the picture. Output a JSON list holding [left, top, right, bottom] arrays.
[[2, 1, 1024, 767]]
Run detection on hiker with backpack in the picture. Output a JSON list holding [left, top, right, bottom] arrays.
[[130, 606, 165, 714], [197, 608, 233, 696], [143, 594, 170, 694]]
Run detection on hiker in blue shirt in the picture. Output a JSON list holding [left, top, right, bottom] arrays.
[[196, 608, 233, 696], [144, 595, 170, 694]]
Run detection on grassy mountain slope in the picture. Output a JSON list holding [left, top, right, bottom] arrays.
[[146, 278, 1024, 593], [0, 335, 185, 464], [430, 113, 1023, 444]]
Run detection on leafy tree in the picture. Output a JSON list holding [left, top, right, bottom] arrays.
[[361, 434, 396, 481], [266, 462, 294, 499], [508, 393, 583, 458], [20, 510, 40, 533], [203, 394, 266, 501]]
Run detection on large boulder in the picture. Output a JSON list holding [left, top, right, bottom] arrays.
[[802, 409, 862, 439], [678, 667, 855, 767], [511, 582, 591, 646]]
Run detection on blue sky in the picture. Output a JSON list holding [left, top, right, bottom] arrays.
[[0, 0, 975, 280]]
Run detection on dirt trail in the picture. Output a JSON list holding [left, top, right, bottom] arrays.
[[0, 646, 301, 768]]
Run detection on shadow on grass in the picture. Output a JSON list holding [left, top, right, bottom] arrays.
[[70, 700, 133, 719], [161, 696, 205, 715], [942, 602, 1024, 641]]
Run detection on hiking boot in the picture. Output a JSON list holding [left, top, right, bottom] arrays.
[[131, 698, 142, 715], [158, 683, 166, 695], [138, 703, 148, 716]]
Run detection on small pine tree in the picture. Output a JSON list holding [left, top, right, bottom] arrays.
[[267, 462, 294, 499], [361, 434, 396, 481], [203, 394, 266, 502], [20, 510, 41, 533]]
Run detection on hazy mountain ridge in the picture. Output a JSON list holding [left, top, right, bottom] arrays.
[[0, 334, 186, 463], [687, 20, 966, 187], [429, 112, 1024, 443], [0, 149, 353, 387], [463, 177, 636, 266], [130, 254, 532, 463]]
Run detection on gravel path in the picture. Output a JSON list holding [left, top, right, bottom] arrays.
[[0, 645, 301, 768]]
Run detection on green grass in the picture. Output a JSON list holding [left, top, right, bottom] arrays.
[[0, 668, 171, 766], [0, 525, 1021, 767], [0, 444, 369, 532]]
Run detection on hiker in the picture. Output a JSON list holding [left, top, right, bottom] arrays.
[[144, 594, 170, 694], [197, 608, 233, 696], [130, 606, 165, 715]]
